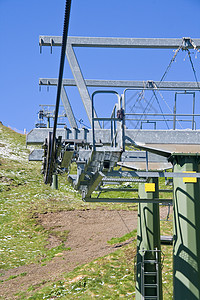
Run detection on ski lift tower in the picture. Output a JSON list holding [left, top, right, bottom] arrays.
[[27, 21, 200, 300]]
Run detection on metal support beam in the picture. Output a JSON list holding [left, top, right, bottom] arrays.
[[84, 198, 172, 204], [105, 170, 200, 179], [66, 44, 100, 128], [61, 86, 77, 128], [39, 36, 200, 49], [170, 154, 200, 299], [39, 78, 200, 91], [51, 174, 58, 190], [27, 128, 200, 155], [136, 178, 163, 300]]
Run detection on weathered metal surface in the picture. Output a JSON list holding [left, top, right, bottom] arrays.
[[136, 143, 200, 154], [126, 130, 200, 145], [60, 150, 74, 168], [51, 174, 58, 190], [39, 36, 200, 49], [73, 149, 122, 197], [121, 151, 168, 162], [171, 154, 200, 299], [61, 87, 77, 128], [27, 128, 200, 146], [105, 170, 200, 178], [39, 78, 200, 91], [118, 162, 172, 170], [119, 151, 172, 170], [98, 187, 173, 193], [136, 178, 162, 300], [84, 198, 172, 204], [160, 236, 173, 245], [83, 172, 104, 198], [29, 149, 44, 161], [66, 44, 100, 128]]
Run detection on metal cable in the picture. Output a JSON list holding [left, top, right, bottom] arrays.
[[153, 83, 184, 129], [133, 94, 156, 130], [158, 46, 182, 85], [189, 38, 200, 54], [126, 90, 141, 106], [128, 46, 183, 142], [45, 0, 72, 184], [128, 40, 200, 140], [152, 90, 169, 129], [186, 49, 200, 89], [116, 210, 132, 234], [75, 117, 91, 129], [129, 91, 144, 113]]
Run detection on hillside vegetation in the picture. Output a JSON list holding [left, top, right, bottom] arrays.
[[0, 123, 173, 299]]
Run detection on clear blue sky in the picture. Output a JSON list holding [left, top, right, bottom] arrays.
[[1, 0, 200, 133]]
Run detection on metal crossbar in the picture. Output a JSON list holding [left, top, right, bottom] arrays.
[[84, 198, 172, 204]]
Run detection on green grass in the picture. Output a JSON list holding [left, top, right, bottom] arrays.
[[17, 219, 173, 299], [0, 123, 173, 299], [107, 229, 137, 245], [0, 124, 142, 270], [17, 243, 137, 299]]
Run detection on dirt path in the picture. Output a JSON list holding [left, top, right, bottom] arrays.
[[0, 207, 170, 299]]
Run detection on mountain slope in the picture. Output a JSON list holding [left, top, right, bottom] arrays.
[[0, 123, 173, 299]]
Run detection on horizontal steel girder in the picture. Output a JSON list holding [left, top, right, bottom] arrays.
[[84, 198, 172, 204], [98, 187, 173, 193], [105, 170, 200, 178], [39, 36, 200, 49], [26, 128, 200, 145], [39, 78, 200, 91], [29, 149, 169, 166]]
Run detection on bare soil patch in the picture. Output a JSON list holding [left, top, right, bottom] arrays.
[[0, 207, 170, 299]]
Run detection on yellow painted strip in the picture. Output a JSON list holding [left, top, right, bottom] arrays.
[[145, 183, 155, 192], [183, 171, 197, 183]]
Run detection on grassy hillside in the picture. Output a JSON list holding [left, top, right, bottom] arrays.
[[0, 123, 173, 299]]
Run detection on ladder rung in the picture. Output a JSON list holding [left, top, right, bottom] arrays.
[[144, 272, 157, 275], [144, 260, 157, 263], [144, 297, 158, 299], [144, 284, 158, 287]]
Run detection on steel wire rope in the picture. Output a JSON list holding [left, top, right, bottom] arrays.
[[129, 91, 145, 113], [128, 82, 146, 114], [45, 0, 72, 184], [127, 84, 159, 129], [127, 91, 146, 128], [186, 49, 200, 89], [116, 210, 133, 234], [132, 92, 158, 130], [148, 44, 200, 131], [127, 92, 144, 128], [127, 95, 157, 130], [152, 90, 170, 129], [75, 117, 91, 129], [155, 48, 200, 130], [155, 44, 200, 129], [126, 90, 141, 106], [152, 84, 184, 129], [128, 93, 159, 130], [130, 45, 183, 141], [158, 46, 182, 85]]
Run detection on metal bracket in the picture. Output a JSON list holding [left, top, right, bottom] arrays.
[[182, 37, 193, 50]]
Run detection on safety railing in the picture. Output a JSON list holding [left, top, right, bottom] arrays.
[[91, 90, 123, 150], [125, 113, 198, 130], [123, 88, 200, 130]]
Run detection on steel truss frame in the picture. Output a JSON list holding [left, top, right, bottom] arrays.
[[33, 35, 200, 299], [39, 36, 200, 129], [33, 34, 200, 198]]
